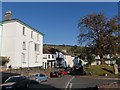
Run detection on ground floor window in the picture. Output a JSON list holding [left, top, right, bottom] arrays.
[[21, 53, 26, 63]]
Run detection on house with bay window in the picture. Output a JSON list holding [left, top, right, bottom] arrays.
[[1, 11, 43, 69]]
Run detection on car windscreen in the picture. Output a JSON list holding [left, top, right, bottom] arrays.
[[5, 77, 20, 83]]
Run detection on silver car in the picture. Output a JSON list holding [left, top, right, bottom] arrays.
[[31, 74, 48, 83]]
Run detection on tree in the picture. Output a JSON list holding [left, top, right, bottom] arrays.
[[0, 56, 10, 66], [78, 13, 119, 64]]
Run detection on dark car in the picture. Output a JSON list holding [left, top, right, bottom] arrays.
[[50, 71, 62, 78], [1, 75, 29, 90]]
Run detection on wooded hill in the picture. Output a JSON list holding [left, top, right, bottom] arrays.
[[43, 44, 85, 56]]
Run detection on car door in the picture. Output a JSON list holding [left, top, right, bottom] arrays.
[[39, 74, 46, 81], [18, 76, 26, 88]]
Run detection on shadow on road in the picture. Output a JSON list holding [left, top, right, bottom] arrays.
[[1, 72, 20, 84], [28, 80, 61, 90]]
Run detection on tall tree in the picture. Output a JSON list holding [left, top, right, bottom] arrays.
[[78, 13, 119, 64]]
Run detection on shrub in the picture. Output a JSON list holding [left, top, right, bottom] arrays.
[[0, 56, 10, 66]]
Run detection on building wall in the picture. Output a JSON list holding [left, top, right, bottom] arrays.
[[1, 21, 43, 68], [1, 22, 16, 68], [43, 54, 56, 69], [0, 24, 2, 56], [65, 55, 74, 67]]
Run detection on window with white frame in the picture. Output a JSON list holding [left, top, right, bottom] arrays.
[[23, 41, 26, 50], [48, 55, 50, 59], [21, 53, 26, 63], [37, 34, 40, 41], [31, 31, 33, 38], [35, 54, 39, 63], [34, 43, 40, 51], [52, 55, 54, 59], [23, 27, 26, 35]]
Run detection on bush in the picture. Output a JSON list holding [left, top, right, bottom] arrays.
[[0, 56, 10, 66]]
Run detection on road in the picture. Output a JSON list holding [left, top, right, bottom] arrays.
[[25, 75, 119, 90], [68, 76, 119, 89], [26, 75, 73, 90]]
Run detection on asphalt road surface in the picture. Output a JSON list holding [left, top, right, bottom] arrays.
[[24, 75, 119, 90], [27, 75, 73, 90], [68, 76, 119, 89]]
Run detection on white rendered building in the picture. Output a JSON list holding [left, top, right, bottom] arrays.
[[43, 54, 56, 69], [0, 23, 2, 56], [64, 55, 74, 67], [1, 19, 43, 69]]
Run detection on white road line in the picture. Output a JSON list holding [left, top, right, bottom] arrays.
[[69, 83, 73, 89], [65, 76, 75, 89]]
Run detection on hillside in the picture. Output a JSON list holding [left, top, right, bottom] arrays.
[[43, 44, 84, 56]]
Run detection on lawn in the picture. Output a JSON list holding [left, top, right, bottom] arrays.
[[84, 65, 118, 76]]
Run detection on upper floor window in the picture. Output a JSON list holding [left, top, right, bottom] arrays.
[[37, 34, 40, 41], [31, 31, 33, 38], [34, 43, 40, 51], [23, 27, 26, 35], [52, 55, 54, 59], [23, 41, 26, 50], [48, 55, 50, 59]]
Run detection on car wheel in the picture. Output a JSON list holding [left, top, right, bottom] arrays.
[[13, 86, 17, 90], [46, 77, 48, 81], [25, 83, 29, 88], [58, 75, 60, 78], [38, 80, 41, 83]]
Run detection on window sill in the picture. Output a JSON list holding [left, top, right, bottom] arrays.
[[35, 61, 39, 63], [22, 62, 26, 64]]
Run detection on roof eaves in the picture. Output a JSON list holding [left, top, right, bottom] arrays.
[[2, 18, 44, 36]]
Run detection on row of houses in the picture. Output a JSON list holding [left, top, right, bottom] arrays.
[[0, 11, 118, 70]]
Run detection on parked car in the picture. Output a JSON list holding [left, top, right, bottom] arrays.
[[61, 69, 68, 75], [50, 71, 62, 78], [1, 75, 29, 90], [65, 68, 73, 74], [30, 73, 48, 83]]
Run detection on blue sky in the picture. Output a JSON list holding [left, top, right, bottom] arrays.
[[2, 2, 118, 45]]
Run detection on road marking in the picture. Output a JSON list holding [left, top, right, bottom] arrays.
[[69, 83, 72, 89], [65, 76, 75, 89]]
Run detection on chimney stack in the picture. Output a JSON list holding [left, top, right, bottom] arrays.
[[4, 11, 12, 20]]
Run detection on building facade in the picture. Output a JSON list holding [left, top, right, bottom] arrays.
[[43, 54, 56, 69], [0, 23, 2, 56], [43, 51, 70, 69], [1, 19, 43, 69], [64, 55, 74, 67]]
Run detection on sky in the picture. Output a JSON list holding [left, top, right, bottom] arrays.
[[2, 2, 118, 45]]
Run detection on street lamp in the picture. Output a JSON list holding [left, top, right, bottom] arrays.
[[28, 41, 33, 73]]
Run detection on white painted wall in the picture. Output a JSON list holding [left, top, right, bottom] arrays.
[[0, 24, 2, 56], [65, 55, 74, 67], [1, 20, 43, 69], [91, 61, 101, 65], [1, 22, 16, 68], [43, 54, 56, 61], [42, 54, 56, 69]]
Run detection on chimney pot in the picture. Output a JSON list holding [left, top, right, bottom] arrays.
[[4, 11, 12, 20]]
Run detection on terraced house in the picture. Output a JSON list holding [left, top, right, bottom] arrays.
[[1, 11, 43, 69]]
